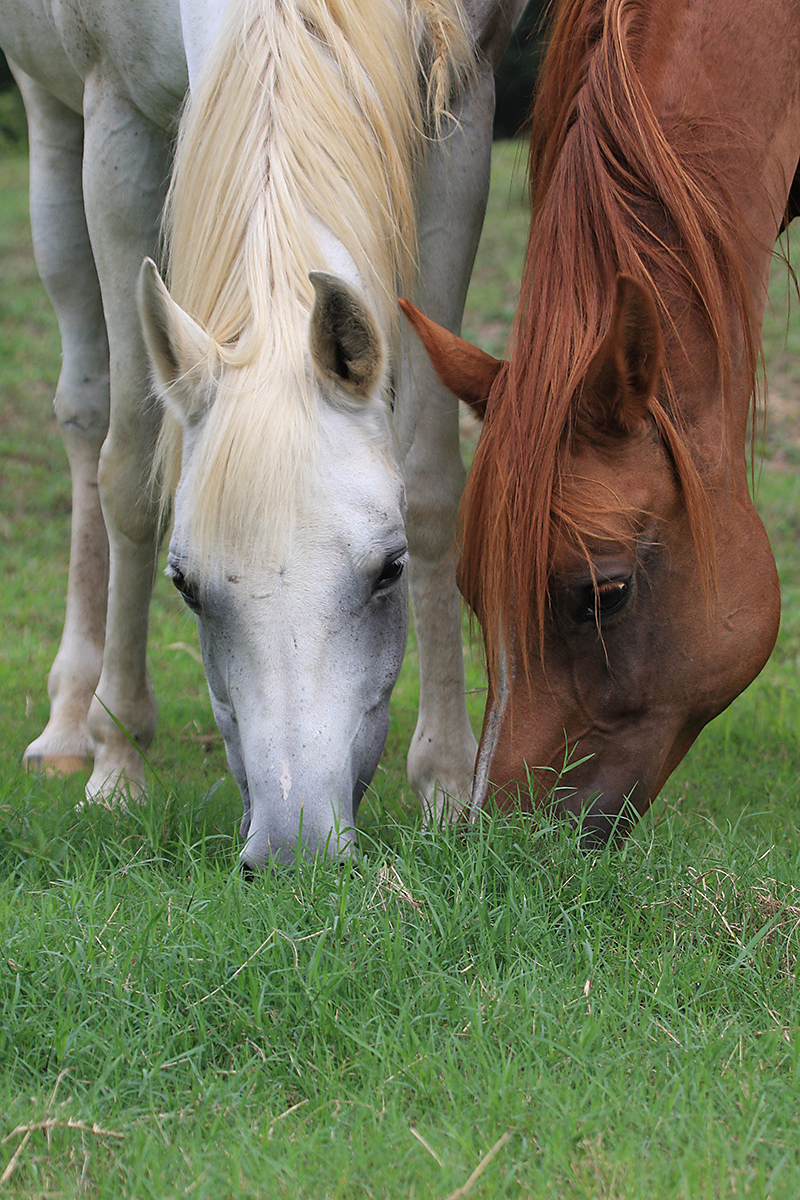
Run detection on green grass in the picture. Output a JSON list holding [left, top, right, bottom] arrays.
[[1, 141, 800, 1197]]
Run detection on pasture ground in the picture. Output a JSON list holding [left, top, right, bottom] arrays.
[[1, 142, 800, 1198]]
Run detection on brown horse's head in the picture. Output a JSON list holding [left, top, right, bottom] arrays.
[[402, 269, 780, 843], [401, 0, 798, 843]]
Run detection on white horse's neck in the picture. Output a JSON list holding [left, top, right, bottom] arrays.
[[179, 0, 235, 89]]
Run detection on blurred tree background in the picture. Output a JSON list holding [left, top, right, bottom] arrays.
[[0, 1, 548, 150], [493, 0, 549, 138], [0, 49, 26, 151]]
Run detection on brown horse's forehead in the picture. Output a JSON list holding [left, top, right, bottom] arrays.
[[550, 536, 638, 580], [569, 422, 665, 495], [550, 432, 675, 573]]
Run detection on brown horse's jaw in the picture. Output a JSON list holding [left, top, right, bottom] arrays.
[[471, 685, 690, 846]]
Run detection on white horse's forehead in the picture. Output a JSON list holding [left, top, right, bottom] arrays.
[[314, 406, 405, 549], [324, 436, 405, 540], [254, 437, 406, 584], [172, 399, 405, 577]]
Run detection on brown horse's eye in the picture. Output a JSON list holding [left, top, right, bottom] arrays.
[[575, 578, 630, 624]]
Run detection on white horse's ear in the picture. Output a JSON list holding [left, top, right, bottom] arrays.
[[137, 257, 219, 424], [308, 271, 386, 400]]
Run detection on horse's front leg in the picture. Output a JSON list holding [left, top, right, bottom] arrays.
[[80, 76, 171, 800], [395, 57, 497, 822], [396, 2, 526, 823], [12, 70, 110, 776]]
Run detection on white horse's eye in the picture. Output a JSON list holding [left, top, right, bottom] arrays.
[[373, 553, 406, 594], [170, 567, 202, 612]]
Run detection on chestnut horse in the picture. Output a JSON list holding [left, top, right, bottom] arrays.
[[402, 0, 800, 842]]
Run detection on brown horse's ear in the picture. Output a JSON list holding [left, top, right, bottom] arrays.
[[399, 299, 504, 420], [581, 274, 663, 436]]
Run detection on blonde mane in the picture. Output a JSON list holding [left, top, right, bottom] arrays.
[[159, 0, 473, 567]]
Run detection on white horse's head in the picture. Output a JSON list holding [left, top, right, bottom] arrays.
[[139, 260, 408, 867]]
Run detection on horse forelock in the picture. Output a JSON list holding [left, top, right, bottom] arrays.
[[459, 0, 761, 683], [156, 0, 473, 567]]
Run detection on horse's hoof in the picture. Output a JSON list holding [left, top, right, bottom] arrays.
[[85, 765, 145, 809], [24, 752, 90, 776]]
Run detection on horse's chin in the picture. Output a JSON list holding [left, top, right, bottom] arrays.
[[239, 817, 358, 872], [557, 780, 652, 847], [483, 737, 669, 847]]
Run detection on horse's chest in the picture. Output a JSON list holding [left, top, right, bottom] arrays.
[[0, 1, 81, 111], [1, 0, 187, 129]]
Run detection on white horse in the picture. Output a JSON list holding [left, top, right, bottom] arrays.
[[0, 0, 524, 866]]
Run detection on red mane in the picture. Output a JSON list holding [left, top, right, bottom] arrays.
[[459, 0, 761, 680]]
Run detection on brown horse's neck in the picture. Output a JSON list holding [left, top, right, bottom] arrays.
[[641, 0, 800, 475]]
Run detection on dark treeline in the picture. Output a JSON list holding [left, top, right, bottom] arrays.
[[493, 0, 549, 138]]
